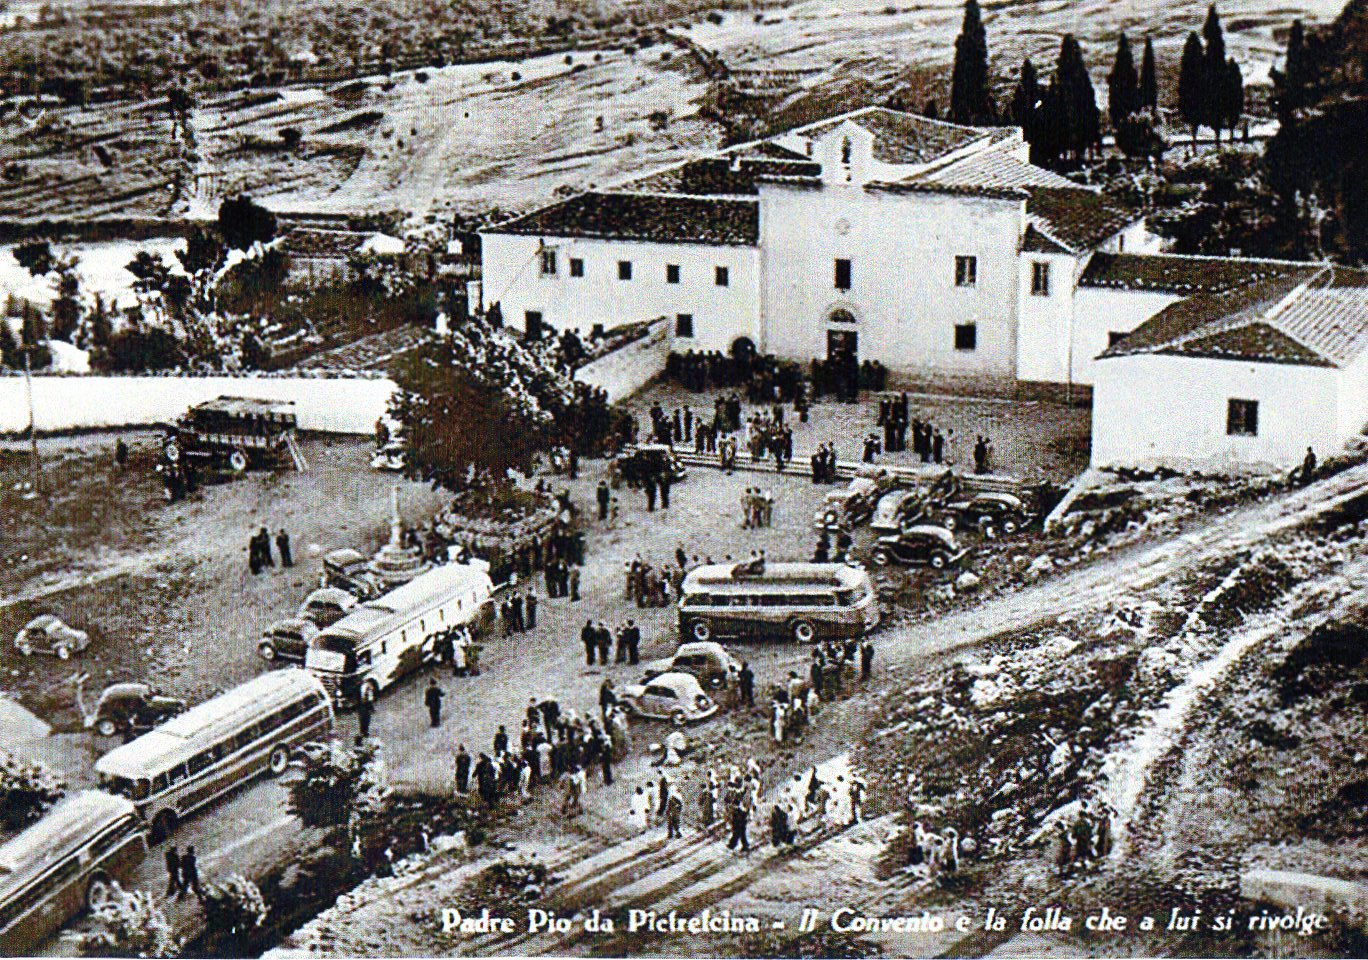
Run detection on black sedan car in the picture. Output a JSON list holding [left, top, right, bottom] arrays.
[[938, 492, 1035, 536], [869, 525, 968, 570]]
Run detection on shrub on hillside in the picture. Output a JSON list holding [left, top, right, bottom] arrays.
[[77, 883, 179, 959], [0, 748, 66, 831]]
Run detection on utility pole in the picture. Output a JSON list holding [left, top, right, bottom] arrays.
[[22, 345, 41, 500]]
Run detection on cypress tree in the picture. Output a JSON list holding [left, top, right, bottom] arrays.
[[1107, 32, 1140, 127], [1223, 58, 1245, 138], [949, 0, 992, 124], [1055, 34, 1099, 163], [1178, 31, 1207, 148], [1202, 5, 1227, 140], [1271, 19, 1308, 118], [1010, 57, 1040, 129], [1140, 37, 1158, 112]]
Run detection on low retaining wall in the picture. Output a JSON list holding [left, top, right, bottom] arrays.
[[0, 374, 396, 435], [575, 318, 669, 403]]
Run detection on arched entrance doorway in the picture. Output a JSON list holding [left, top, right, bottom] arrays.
[[823, 306, 859, 400]]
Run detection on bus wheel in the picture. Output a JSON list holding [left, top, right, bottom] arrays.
[[151, 810, 177, 843], [268, 746, 291, 775], [690, 620, 712, 642], [930, 552, 948, 570], [791, 620, 816, 644], [228, 449, 249, 473], [86, 873, 114, 910], [1003, 517, 1020, 535], [94, 718, 119, 737]]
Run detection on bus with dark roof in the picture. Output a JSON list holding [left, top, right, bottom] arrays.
[[0, 791, 146, 953]]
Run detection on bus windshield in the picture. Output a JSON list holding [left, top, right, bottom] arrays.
[[99, 773, 150, 802]]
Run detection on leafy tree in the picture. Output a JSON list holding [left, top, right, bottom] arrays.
[[217, 194, 277, 252], [201, 874, 268, 950], [1178, 31, 1207, 148], [78, 884, 179, 959], [949, 0, 992, 124], [286, 741, 383, 829], [96, 326, 183, 373], [178, 224, 226, 274], [88, 293, 112, 349], [1107, 32, 1140, 127], [50, 260, 81, 342], [0, 317, 19, 369], [13, 240, 54, 278], [1140, 37, 1158, 113], [0, 748, 65, 830], [1115, 112, 1167, 161]]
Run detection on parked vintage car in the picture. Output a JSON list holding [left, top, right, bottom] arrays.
[[87, 683, 186, 738], [258, 618, 320, 664], [296, 588, 359, 629], [938, 492, 1035, 536], [613, 444, 687, 487], [14, 615, 91, 660], [321, 548, 383, 600], [618, 671, 718, 725], [641, 641, 742, 691], [813, 468, 896, 530], [870, 488, 932, 534], [869, 525, 969, 570]]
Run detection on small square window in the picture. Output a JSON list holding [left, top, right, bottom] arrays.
[[714, 266, 729, 287], [540, 249, 556, 275], [675, 313, 694, 338], [954, 323, 977, 351], [618, 260, 632, 280], [1031, 261, 1051, 296], [955, 255, 977, 287], [834, 258, 852, 291], [1227, 399, 1259, 437], [666, 264, 680, 284], [569, 258, 584, 277]]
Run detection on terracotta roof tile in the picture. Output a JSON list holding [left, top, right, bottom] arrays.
[[1079, 252, 1311, 294], [1026, 188, 1138, 252], [795, 106, 1001, 165], [484, 192, 759, 246]]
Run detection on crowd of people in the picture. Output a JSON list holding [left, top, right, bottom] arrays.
[[449, 695, 633, 813], [623, 555, 685, 608], [740, 487, 774, 528], [1053, 797, 1115, 877], [667, 350, 806, 405]]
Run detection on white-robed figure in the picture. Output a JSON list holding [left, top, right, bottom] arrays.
[[772, 700, 787, 743], [629, 786, 650, 832], [452, 629, 470, 672], [644, 780, 658, 826]]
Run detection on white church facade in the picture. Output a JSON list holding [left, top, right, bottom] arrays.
[[480, 105, 1368, 468]]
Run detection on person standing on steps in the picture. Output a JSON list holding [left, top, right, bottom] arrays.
[[425, 678, 444, 727]]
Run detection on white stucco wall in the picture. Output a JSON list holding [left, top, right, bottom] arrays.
[[757, 182, 1023, 385], [1337, 351, 1368, 442], [1015, 251, 1080, 384], [479, 232, 760, 353], [1071, 287, 1183, 386], [1091, 353, 1347, 470]]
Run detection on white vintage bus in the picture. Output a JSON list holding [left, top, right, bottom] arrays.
[[0, 791, 146, 954], [677, 561, 880, 643], [305, 562, 496, 705], [94, 669, 333, 840]]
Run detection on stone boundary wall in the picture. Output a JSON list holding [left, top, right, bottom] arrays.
[[574, 317, 670, 403], [0, 374, 395, 435]]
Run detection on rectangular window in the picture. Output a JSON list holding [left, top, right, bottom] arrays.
[[1227, 399, 1259, 437], [569, 257, 584, 277], [1108, 331, 1129, 347], [618, 260, 632, 280], [675, 313, 694, 338], [540, 249, 556, 275], [666, 264, 680, 284], [955, 255, 977, 287], [834, 258, 852, 291], [955, 323, 977, 351], [714, 266, 729, 287], [1031, 261, 1051, 296]]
